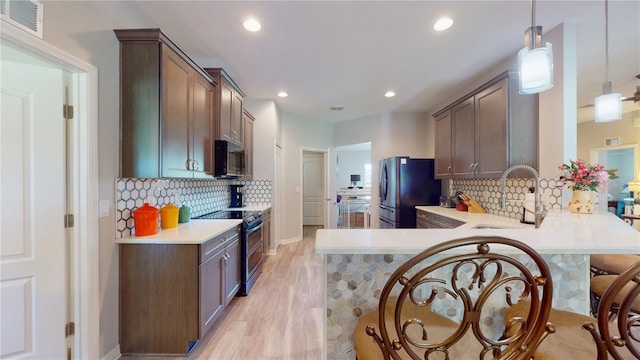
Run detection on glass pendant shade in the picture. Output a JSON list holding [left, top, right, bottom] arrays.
[[594, 92, 622, 122], [518, 43, 554, 94]]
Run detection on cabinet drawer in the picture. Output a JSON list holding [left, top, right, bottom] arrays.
[[431, 216, 464, 229], [418, 211, 465, 229], [200, 225, 240, 263]]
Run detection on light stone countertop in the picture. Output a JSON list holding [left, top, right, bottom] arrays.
[[223, 204, 271, 212], [315, 207, 639, 255], [116, 219, 242, 244]]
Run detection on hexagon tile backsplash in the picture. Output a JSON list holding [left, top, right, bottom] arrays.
[[450, 177, 563, 218], [115, 178, 272, 238]]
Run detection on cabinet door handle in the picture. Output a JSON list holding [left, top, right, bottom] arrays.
[[469, 163, 474, 172], [447, 165, 452, 175], [185, 158, 192, 171], [473, 163, 478, 173], [193, 160, 199, 171]]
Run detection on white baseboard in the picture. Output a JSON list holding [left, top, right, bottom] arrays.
[[266, 249, 278, 255], [101, 345, 120, 360], [280, 236, 302, 245]]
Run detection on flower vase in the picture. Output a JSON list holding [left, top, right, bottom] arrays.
[[568, 190, 595, 214]]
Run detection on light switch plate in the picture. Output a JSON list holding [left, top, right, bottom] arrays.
[[99, 200, 110, 218]]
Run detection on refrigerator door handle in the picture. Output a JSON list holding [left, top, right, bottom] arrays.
[[380, 163, 388, 202]]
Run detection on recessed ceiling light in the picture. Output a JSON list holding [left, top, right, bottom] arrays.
[[385, 91, 396, 98], [243, 18, 261, 32], [278, 91, 288, 98], [433, 17, 454, 31]]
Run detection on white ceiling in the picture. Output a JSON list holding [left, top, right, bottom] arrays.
[[103, 1, 640, 123]]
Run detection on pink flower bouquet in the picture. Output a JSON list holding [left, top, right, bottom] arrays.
[[558, 159, 618, 192]]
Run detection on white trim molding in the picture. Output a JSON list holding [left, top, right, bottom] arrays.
[[1, 19, 100, 360]]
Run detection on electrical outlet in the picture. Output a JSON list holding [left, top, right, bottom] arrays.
[[99, 200, 110, 218]]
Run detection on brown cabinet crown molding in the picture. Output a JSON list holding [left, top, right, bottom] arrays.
[[114, 28, 215, 84], [433, 70, 518, 117], [432, 70, 538, 179], [204, 67, 246, 98]]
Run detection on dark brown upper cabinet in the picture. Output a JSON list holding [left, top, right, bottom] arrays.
[[242, 109, 255, 180], [203, 68, 246, 149], [115, 28, 215, 179], [433, 71, 538, 179]]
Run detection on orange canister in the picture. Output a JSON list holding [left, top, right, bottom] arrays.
[[133, 203, 159, 236], [160, 202, 179, 229]]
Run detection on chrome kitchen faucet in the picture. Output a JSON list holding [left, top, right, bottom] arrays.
[[500, 164, 546, 228]]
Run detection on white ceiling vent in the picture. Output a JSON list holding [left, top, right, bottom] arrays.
[[1, 0, 43, 39], [604, 137, 620, 146]]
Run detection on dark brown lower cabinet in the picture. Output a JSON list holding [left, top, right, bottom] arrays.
[[416, 209, 465, 229], [119, 225, 240, 356]]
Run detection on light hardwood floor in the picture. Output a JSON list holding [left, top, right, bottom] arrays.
[[121, 225, 324, 360]]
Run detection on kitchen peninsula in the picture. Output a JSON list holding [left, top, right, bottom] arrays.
[[315, 208, 639, 360]]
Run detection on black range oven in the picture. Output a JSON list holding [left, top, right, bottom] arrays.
[[194, 210, 264, 296]]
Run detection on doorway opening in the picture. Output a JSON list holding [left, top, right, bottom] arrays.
[[0, 24, 99, 359], [590, 144, 638, 208], [334, 142, 372, 229]]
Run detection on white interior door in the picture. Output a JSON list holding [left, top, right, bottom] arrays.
[[303, 154, 324, 225], [1, 44, 67, 359]]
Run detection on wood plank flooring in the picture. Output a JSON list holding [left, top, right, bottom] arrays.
[[120, 225, 324, 360]]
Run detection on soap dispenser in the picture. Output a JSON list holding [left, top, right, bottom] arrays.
[[522, 187, 536, 224]]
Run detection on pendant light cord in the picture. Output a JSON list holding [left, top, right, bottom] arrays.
[[531, 0, 536, 30], [605, 0, 610, 84], [529, 0, 536, 49]]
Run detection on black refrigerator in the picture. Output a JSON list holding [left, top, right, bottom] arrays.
[[379, 157, 441, 228]]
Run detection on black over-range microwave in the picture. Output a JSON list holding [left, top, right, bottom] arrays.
[[214, 140, 245, 178]]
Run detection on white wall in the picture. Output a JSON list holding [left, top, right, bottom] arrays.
[[336, 150, 371, 188], [41, 3, 285, 357], [42, 2, 147, 356], [539, 23, 578, 177], [333, 112, 432, 228], [280, 113, 333, 241], [244, 99, 280, 181]]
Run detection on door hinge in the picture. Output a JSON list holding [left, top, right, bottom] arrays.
[[64, 214, 74, 228], [63, 104, 74, 120], [65, 322, 75, 337]]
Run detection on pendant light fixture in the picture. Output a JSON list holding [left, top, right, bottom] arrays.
[[594, 0, 622, 122], [518, 0, 554, 94]]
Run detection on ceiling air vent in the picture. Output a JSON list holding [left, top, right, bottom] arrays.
[[604, 137, 620, 146], [1, 0, 43, 39], [330, 106, 344, 111]]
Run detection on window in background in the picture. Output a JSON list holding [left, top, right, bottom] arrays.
[[364, 163, 372, 187]]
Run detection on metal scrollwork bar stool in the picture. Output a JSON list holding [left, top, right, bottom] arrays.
[[353, 236, 555, 360], [506, 260, 640, 359]]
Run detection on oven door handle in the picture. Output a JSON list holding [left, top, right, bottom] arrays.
[[246, 222, 262, 234]]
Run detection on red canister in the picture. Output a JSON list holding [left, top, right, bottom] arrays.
[[133, 203, 159, 236]]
